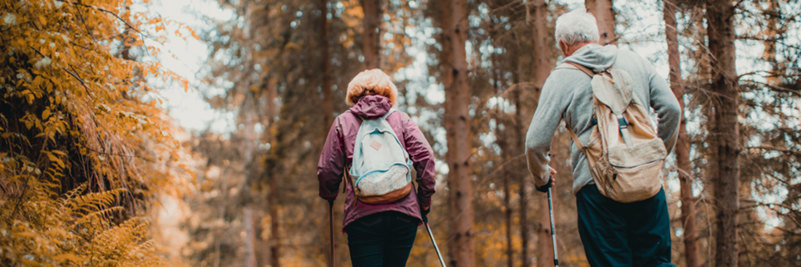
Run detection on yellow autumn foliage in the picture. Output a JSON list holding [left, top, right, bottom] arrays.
[[1, 0, 190, 265]]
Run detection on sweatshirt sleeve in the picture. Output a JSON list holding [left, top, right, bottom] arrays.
[[317, 116, 345, 201], [401, 113, 436, 209], [525, 72, 569, 187], [646, 64, 681, 152]]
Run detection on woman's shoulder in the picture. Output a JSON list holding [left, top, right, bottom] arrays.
[[336, 110, 358, 120], [388, 109, 412, 122], [330, 110, 361, 133]]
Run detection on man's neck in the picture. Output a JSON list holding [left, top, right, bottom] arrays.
[[565, 42, 595, 57]]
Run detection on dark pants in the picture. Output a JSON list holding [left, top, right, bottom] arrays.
[[345, 211, 418, 267], [576, 184, 674, 267]]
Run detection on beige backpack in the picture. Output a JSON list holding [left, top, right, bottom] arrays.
[[561, 62, 667, 203]]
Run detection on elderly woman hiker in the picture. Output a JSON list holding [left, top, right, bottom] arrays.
[[317, 69, 436, 267]]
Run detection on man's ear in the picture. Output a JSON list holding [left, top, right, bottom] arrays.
[[558, 40, 568, 55]]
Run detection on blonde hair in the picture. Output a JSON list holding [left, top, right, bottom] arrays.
[[346, 69, 398, 105]]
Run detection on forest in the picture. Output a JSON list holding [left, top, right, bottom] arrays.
[[0, 0, 799, 266]]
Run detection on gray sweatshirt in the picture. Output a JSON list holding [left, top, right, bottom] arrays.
[[525, 44, 681, 194]]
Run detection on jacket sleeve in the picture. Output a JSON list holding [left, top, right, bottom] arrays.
[[646, 64, 681, 152], [401, 113, 436, 209], [525, 72, 568, 187], [317, 116, 345, 201]]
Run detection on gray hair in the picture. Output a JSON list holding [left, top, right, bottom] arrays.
[[554, 9, 600, 46]]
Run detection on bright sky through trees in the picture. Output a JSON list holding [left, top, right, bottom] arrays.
[[139, 0, 234, 134]]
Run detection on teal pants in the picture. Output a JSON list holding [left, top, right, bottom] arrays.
[[576, 184, 674, 267]]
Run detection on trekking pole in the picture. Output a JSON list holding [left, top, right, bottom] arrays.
[[547, 187, 559, 267], [328, 200, 335, 267], [424, 221, 447, 267]]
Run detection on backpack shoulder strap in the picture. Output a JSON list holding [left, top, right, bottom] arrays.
[[559, 62, 596, 77], [381, 109, 397, 120], [566, 126, 585, 151]]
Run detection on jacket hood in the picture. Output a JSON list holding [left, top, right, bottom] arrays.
[[349, 95, 392, 119], [564, 43, 618, 72]]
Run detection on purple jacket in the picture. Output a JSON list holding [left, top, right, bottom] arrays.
[[317, 95, 436, 228]]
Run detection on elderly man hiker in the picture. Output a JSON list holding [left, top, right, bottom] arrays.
[[525, 9, 681, 267]]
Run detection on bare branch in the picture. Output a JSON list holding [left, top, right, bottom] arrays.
[[746, 145, 801, 157], [740, 80, 801, 97]]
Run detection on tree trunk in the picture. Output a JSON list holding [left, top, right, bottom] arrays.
[[663, 1, 699, 266], [762, 0, 779, 86], [585, 0, 616, 45], [504, 168, 513, 267], [513, 90, 534, 267], [496, 95, 514, 267], [360, 0, 381, 68], [318, 1, 336, 266], [243, 207, 257, 267], [530, 1, 555, 266], [246, 2, 282, 265], [510, 53, 532, 266], [705, 1, 739, 266], [265, 73, 281, 267], [491, 42, 513, 267], [530, 0, 552, 87], [265, 84, 281, 267], [320, 0, 333, 138], [267, 172, 281, 267], [442, 0, 474, 266]]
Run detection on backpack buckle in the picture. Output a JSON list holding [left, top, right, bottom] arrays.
[[617, 116, 628, 129]]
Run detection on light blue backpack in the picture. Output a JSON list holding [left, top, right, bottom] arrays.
[[348, 109, 413, 204]]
